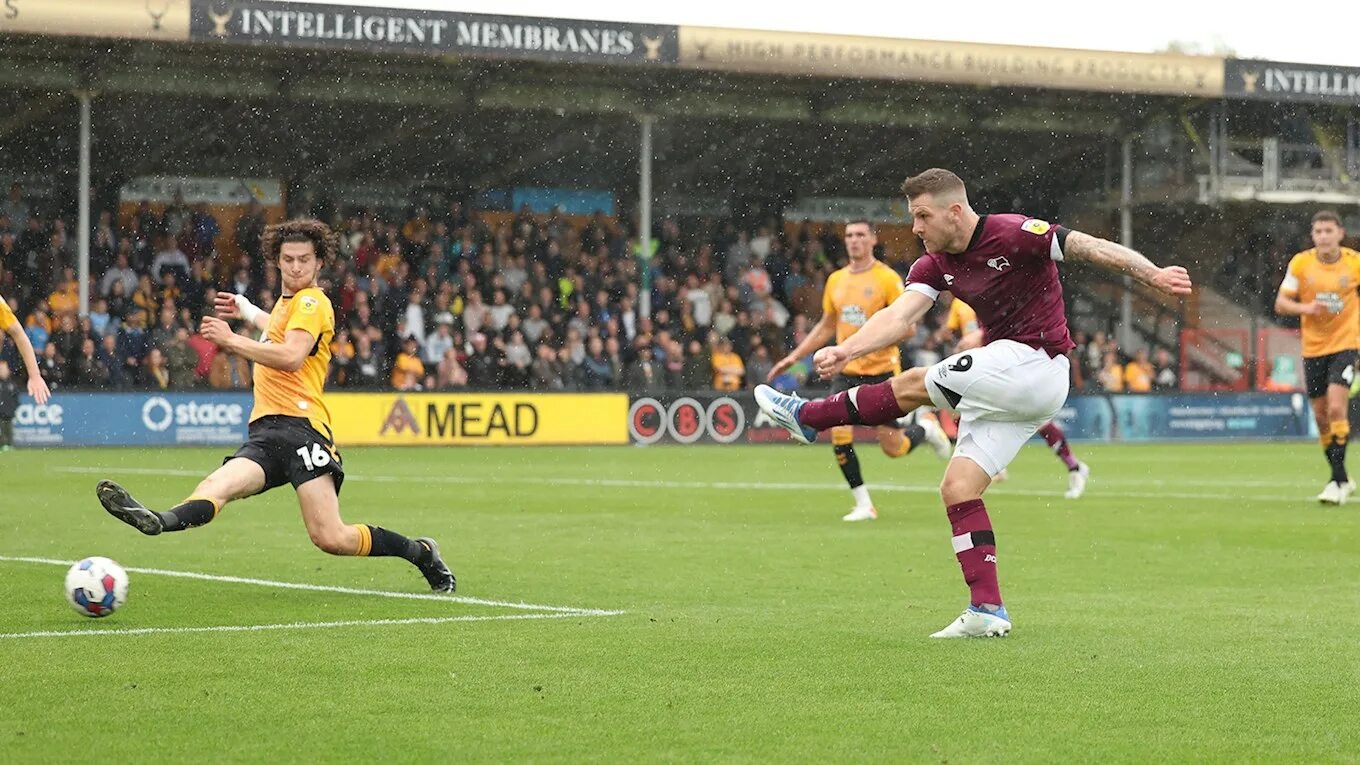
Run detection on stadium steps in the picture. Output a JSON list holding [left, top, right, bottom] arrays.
[[1195, 285, 1279, 332], [1064, 267, 1190, 352]]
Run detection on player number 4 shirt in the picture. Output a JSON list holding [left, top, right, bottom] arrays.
[[1279, 247, 1360, 358]]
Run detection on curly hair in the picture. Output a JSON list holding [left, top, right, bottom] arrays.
[[260, 218, 338, 263]]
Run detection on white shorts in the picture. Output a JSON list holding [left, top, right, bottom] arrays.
[[924, 339, 1070, 477]]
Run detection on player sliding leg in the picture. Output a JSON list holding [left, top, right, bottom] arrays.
[[756, 168, 1192, 636], [98, 457, 455, 591]]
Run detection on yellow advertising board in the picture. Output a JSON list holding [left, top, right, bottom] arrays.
[[328, 392, 629, 446], [0, 0, 190, 41], [678, 26, 1225, 97]]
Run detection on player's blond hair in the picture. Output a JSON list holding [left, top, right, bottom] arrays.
[[260, 218, 338, 263], [901, 168, 967, 202]]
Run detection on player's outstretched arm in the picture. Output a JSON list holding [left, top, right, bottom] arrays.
[[769, 312, 836, 382], [200, 316, 311, 372], [814, 290, 933, 377], [5, 322, 50, 404], [1062, 231, 1193, 296]]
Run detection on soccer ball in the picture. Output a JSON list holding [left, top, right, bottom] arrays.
[[64, 557, 129, 618]]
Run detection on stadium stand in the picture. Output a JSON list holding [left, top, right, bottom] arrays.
[[0, 188, 1179, 396]]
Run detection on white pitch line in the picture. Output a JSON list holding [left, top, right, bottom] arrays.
[[0, 556, 624, 617], [50, 465, 1312, 503], [0, 612, 591, 640]]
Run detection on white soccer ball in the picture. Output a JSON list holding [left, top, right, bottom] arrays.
[[64, 557, 129, 618]]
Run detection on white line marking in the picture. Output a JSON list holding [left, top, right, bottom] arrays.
[[0, 612, 590, 640], [0, 556, 624, 617], [51, 466, 1311, 503]]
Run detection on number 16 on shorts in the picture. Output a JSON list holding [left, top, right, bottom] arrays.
[[296, 443, 333, 471]]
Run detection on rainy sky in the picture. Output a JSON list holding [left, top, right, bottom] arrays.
[[285, 0, 1360, 68]]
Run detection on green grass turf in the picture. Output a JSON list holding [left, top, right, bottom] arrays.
[[1, 442, 1357, 763]]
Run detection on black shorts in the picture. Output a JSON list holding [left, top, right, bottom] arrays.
[[226, 415, 345, 496], [830, 371, 895, 395], [1303, 350, 1358, 399]]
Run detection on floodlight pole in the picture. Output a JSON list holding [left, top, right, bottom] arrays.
[[639, 114, 654, 319], [77, 91, 92, 317], [1119, 134, 1134, 351]]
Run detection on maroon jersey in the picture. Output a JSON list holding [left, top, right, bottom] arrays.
[[907, 213, 1075, 356]]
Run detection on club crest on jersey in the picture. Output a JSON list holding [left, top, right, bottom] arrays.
[[943, 274, 955, 286], [840, 305, 868, 327], [987, 257, 1011, 272], [1021, 219, 1051, 235], [299, 295, 319, 315]]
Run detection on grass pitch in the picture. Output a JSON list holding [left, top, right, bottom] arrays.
[[1, 441, 1357, 763]]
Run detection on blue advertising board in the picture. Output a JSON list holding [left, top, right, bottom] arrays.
[[511, 187, 615, 216], [12, 393, 253, 447], [5, 390, 1324, 448], [1051, 392, 1319, 442]]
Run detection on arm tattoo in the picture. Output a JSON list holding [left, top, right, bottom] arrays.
[[1063, 230, 1161, 288]]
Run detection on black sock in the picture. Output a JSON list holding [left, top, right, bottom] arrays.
[[156, 498, 217, 532], [834, 443, 864, 488], [902, 422, 927, 453], [363, 525, 431, 564], [1326, 441, 1349, 484]]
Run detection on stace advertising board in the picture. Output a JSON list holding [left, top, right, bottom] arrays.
[[12, 392, 251, 447]]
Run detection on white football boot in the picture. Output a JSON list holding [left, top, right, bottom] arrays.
[[930, 606, 1012, 638], [1317, 481, 1346, 505], [841, 506, 879, 522], [1065, 462, 1090, 499]]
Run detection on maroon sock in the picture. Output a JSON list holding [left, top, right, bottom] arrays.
[[1039, 422, 1080, 471], [798, 380, 908, 430], [946, 499, 1002, 607]]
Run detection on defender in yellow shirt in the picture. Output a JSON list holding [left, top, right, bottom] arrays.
[[1276, 209, 1360, 504], [0, 292, 52, 406], [96, 220, 454, 592], [770, 219, 948, 521]]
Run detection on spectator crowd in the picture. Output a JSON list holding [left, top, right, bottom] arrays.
[[0, 182, 1178, 396]]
